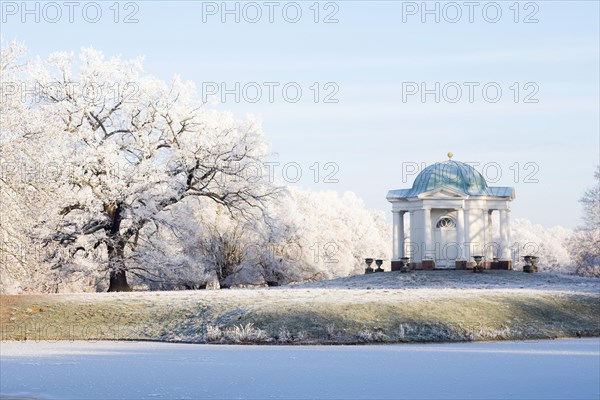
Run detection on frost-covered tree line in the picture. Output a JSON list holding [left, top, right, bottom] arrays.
[[510, 219, 574, 273], [0, 41, 595, 294], [0, 40, 389, 293], [518, 165, 599, 278], [564, 166, 600, 277]]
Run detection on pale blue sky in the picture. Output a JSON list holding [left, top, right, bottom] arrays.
[[2, 1, 599, 228]]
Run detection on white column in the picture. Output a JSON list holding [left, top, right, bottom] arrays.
[[505, 209, 512, 261], [487, 210, 494, 260], [392, 211, 405, 260], [456, 208, 465, 259], [423, 207, 432, 259], [479, 209, 488, 250], [399, 212, 405, 259], [407, 211, 415, 259], [392, 210, 400, 260], [483, 210, 494, 261], [463, 209, 471, 260], [499, 209, 510, 260]]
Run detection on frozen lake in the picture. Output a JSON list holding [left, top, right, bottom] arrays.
[[1, 339, 599, 399]]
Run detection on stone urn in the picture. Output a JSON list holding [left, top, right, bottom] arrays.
[[473, 255, 484, 273], [400, 257, 411, 273], [523, 255, 537, 273], [375, 259, 384, 273], [530, 256, 539, 272], [365, 258, 374, 274]]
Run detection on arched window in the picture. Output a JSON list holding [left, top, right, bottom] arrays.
[[436, 216, 456, 228]]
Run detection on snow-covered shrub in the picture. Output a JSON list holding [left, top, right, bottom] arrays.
[[204, 323, 272, 344], [205, 325, 223, 342], [276, 327, 293, 343], [223, 323, 272, 344], [565, 231, 600, 277]]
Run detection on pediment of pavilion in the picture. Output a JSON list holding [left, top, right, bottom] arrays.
[[416, 185, 469, 200]]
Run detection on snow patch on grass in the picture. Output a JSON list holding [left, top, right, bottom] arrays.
[[205, 323, 272, 344]]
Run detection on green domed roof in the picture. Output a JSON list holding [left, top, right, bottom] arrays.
[[387, 158, 515, 201], [409, 160, 489, 196]]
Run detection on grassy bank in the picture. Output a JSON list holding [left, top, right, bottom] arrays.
[[2, 274, 599, 344]]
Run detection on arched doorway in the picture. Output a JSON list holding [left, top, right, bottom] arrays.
[[434, 216, 458, 268]]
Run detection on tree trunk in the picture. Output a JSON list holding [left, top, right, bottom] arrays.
[[108, 269, 131, 292], [105, 203, 131, 292], [106, 243, 131, 292]]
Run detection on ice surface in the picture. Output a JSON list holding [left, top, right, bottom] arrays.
[[1, 339, 599, 399]]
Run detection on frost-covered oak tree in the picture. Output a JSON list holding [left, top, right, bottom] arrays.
[[5, 46, 275, 291]]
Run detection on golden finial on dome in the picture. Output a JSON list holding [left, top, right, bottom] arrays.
[[447, 152, 454, 160]]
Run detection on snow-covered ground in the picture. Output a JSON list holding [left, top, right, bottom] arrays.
[[1, 339, 598, 399], [291, 270, 600, 292], [3, 272, 598, 344]]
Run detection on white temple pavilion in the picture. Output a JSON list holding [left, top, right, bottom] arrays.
[[386, 154, 515, 270]]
